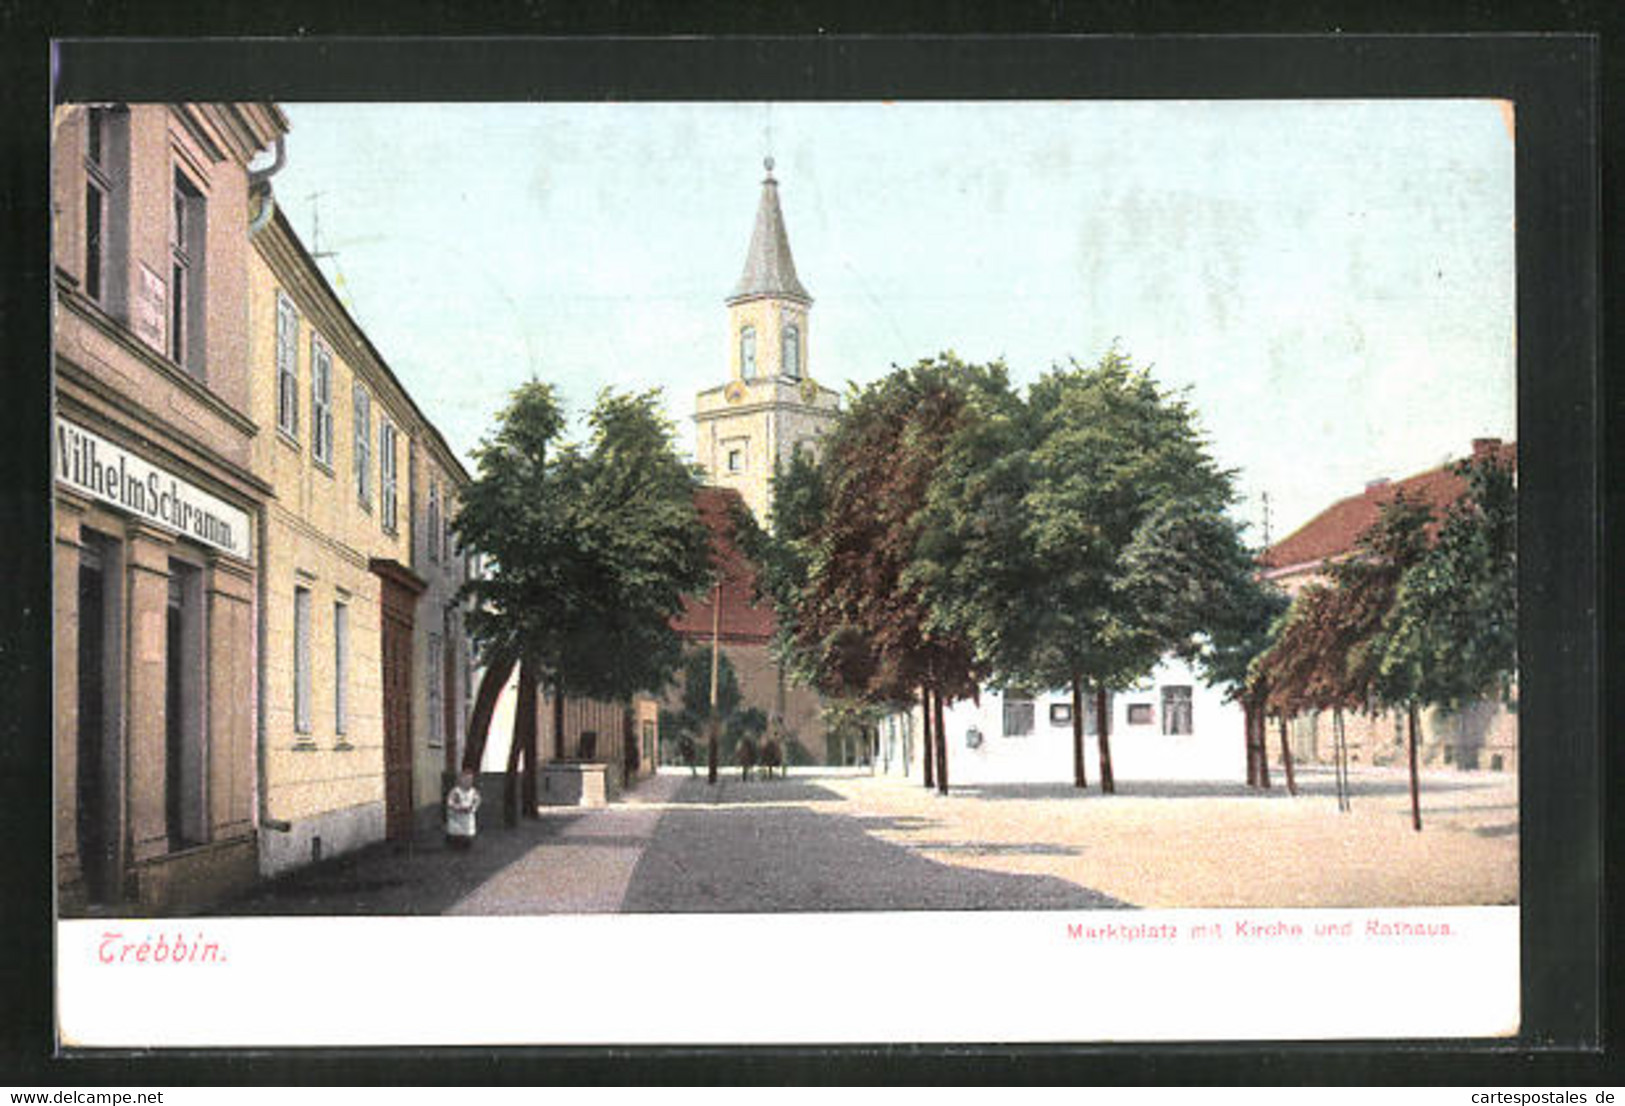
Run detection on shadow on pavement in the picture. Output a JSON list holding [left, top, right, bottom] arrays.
[[215, 781, 587, 916], [620, 801, 1126, 913], [662, 776, 848, 804]]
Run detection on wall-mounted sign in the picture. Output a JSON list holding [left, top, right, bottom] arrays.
[[55, 417, 252, 561], [134, 264, 167, 354]]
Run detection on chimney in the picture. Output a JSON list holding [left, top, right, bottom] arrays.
[[1472, 437, 1501, 458], [1365, 477, 1390, 494]]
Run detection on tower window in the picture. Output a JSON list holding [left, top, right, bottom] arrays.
[[727, 448, 744, 473], [782, 323, 800, 380], [740, 326, 757, 379]]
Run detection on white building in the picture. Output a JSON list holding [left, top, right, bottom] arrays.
[[877, 656, 1246, 786]]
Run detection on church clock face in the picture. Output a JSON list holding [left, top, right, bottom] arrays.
[[798, 378, 818, 404], [725, 380, 747, 404]]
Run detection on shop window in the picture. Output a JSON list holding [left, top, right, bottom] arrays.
[[1003, 696, 1034, 738], [740, 326, 756, 378], [310, 336, 334, 467], [1161, 685, 1193, 735], [782, 323, 800, 379], [170, 170, 206, 379], [353, 384, 371, 506], [165, 560, 206, 851], [1049, 703, 1072, 726], [1127, 703, 1153, 726], [293, 586, 312, 735], [334, 600, 349, 736], [275, 292, 299, 437], [379, 419, 398, 533]]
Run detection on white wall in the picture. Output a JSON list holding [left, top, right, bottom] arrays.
[[881, 656, 1246, 785]]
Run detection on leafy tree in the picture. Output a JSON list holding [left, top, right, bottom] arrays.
[[1164, 521, 1290, 789], [921, 350, 1235, 793], [665, 646, 768, 768], [1328, 493, 1433, 829], [1376, 456, 1516, 828], [453, 383, 709, 817], [796, 356, 988, 793]]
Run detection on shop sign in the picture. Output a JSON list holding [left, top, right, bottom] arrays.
[[55, 417, 252, 560]]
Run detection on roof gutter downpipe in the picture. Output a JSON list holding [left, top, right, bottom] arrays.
[[247, 135, 286, 237]]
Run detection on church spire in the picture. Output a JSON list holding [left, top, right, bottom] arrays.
[[728, 157, 811, 306]]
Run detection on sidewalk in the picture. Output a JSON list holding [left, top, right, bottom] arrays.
[[218, 771, 678, 916]]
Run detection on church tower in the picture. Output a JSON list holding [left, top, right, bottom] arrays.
[[695, 158, 840, 525]]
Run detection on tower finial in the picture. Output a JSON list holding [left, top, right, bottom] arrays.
[[764, 155, 775, 179]]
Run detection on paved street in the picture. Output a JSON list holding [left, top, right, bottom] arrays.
[[215, 764, 1516, 916]]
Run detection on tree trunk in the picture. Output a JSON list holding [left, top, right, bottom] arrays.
[[1070, 676, 1088, 789], [552, 685, 567, 761], [1407, 702, 1422, 832], [1095, 686, 1115, 794], [1256, 708, 1271, 789], [1333, 708, 1349, 812], [933, 688, 949, 795], [706, 714, 719, 786], [517, 658, 539, 816], [921, 686, 935, 790], [1278, 714, 1297, 796], [503, 693, 527, 828], [1242, 699, 1257, 787], [460, 649, 518, 774]]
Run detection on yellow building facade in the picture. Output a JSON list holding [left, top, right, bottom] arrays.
[[248, 205, 470, 875]]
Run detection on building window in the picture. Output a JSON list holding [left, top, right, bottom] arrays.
[[353, 383, 371, 506], [1127, 703, 1153, 726], [165, 561, 206, 851], [727, 448, 744, 473], [379, 418, 398, 533], [170, 170, 206, 378], [1003, 696, 1034, 738], [1083, 692, 1114, 735], [782, 323, 800, 380], [427, 481, 440, 563], [275, 292, 299, 437], [83, 108, 126, 306], [293, 586, 312, 735], [427, 633, 444, 748], [334, 601, 349, 736], [1049, 703, 1072, 727], [310, 336, 334, 467], [442, 491, 453, 564], [740, 326, 756, 379], [1161, 686, 1193, 736]]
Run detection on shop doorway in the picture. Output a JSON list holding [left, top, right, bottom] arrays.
[[76, 534, 119, 904]]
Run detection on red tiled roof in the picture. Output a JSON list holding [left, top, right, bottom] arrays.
[[1261, 439, 1516, 576], [671, 486, 778, 644]]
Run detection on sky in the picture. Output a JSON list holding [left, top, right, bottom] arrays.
[[270, 99, 1515, 542]]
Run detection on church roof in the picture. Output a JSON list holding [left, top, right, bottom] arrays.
[[728, 158, 811, 306]]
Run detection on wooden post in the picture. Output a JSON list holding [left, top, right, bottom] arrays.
[[1278, 713, 1297, 796], [707, 580, 721, 786], [1407, 702, 1422, 832]]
